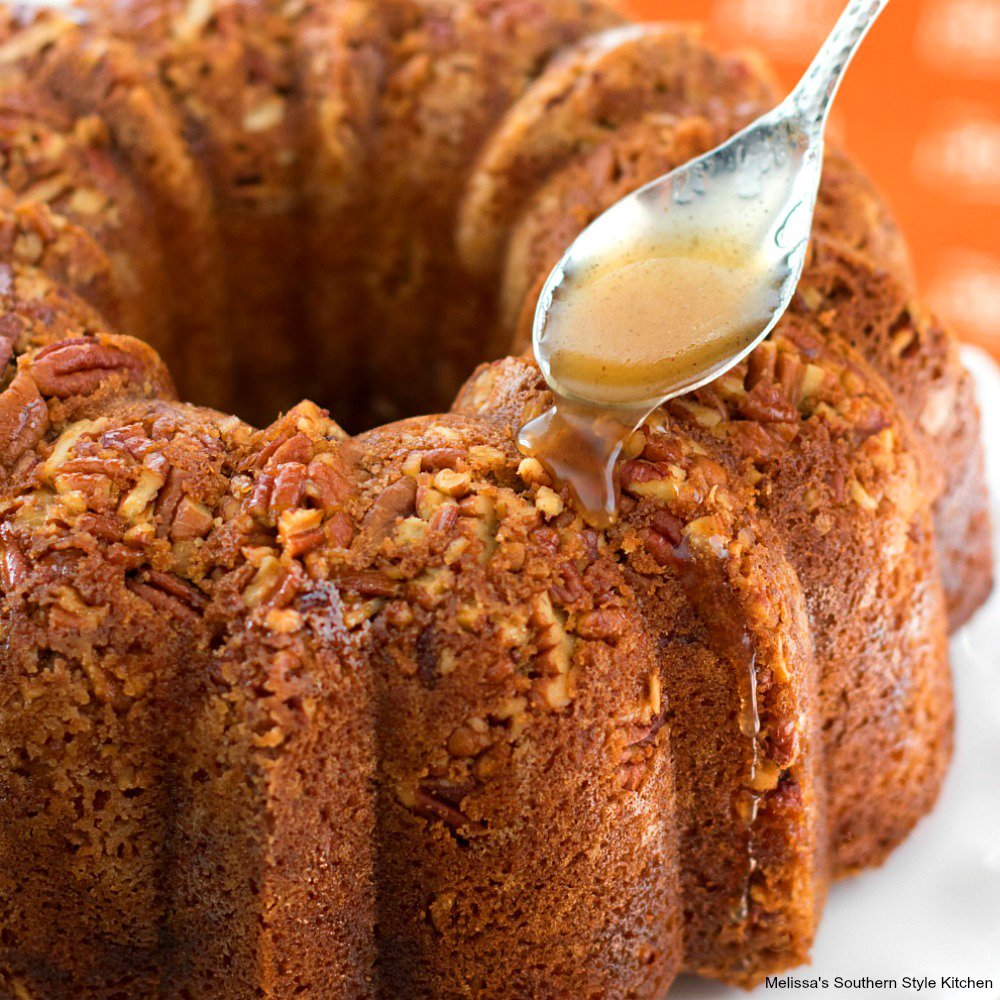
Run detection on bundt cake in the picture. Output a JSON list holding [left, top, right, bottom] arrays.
[[0, 1, 992, 997]]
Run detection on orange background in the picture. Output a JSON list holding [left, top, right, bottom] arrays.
[[621, 0, 1000, 359]]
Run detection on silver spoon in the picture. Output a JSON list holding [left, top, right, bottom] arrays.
[[521, 0, 890, 525]]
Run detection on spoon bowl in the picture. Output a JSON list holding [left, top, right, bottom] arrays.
[[532, 112, 820, 410]]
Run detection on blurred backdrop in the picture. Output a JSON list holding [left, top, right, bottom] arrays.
[[620, 0, 1000, 360]]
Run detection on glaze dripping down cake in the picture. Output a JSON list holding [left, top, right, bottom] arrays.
[[0, 1, 992, 998]]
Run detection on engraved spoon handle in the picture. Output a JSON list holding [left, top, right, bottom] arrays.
[[788, 0, 890, 134]]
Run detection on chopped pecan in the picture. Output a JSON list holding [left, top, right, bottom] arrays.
[[0, 523, 28, 591], [286, 525, 325, 558], [740, 382, 800, 424], [268, 433, 313, 467], [529, 526, 559, 554], [550, 562, 585, 606], [420, 448, 465, 472], [617, 709, 668, 791], [127, 570, 206, 619], [448, 719, 490, 759], [428, 502, 459, 535], [361, 477, 416, 540], [641, 527, 676, 566], [575, 608, 630, 642], [642, 436, 683, 465], [306, 457, 354, 511], [244, 555, 286, 608], [246, 473, 276, 522], [517, 456, 550, 487], [620, 459, 663, 488], [326, 510, 355, 549], [853, 405, 891, 444], [76, 512, 122, 543], [620, 459, 684, 503], [726, 421, 785, 463], [0, 370, 49, 467], [169, 496, 215, 541], [118, 467, 164, 523], [775, 351, 805, 403], [330, 569, 398, 598], [649, 510, 684, 547], [433, 469, 471, 498], [534, 485, 564, 519], [29, 338, 143, 399], [746, 341, 777, 388], [411, 778, 481, 831], [270, 463, 308, 514], [277, 507, 326, 558]]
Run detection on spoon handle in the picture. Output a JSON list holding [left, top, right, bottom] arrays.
[[790, 0, 890, 133]]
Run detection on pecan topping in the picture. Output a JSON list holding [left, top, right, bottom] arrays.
[[306, 457, 354, 511], [643, 510, 686, 567], [428, 502, 459, 535], [550, 562, 585, 605], [127, 570, 206, 619], [361, 476, 417, 541], [739, 382, 800, 424], [0, 369, 48, 466], [169, 496, 215, 541], [329, 569, 398, 598], [853, 405, 891, 444], [0, 523, 28, 591], [270, 464, 307, 514], [29, 338, 144, 399], [420, 448, 465, 471], [575, 608, 630, 642], [268, 433, 313, 467]]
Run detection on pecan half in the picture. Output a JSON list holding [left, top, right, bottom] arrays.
[[29, 338, 143, 399], [0, 369, 49, 466]]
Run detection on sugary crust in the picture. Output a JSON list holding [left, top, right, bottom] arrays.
[[350, 408, 818, 990], [457, 230, 957, 883], [0, 3, 992, 998], [795, 237, 992, 628], [1, 373, 377, 995], [349, 416, 685, 997]]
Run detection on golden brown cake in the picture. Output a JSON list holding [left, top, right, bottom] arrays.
[[0, 1, 992, 998]]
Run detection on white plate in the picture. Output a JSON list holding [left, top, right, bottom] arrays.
[[673, 347, 1000, 1000]]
